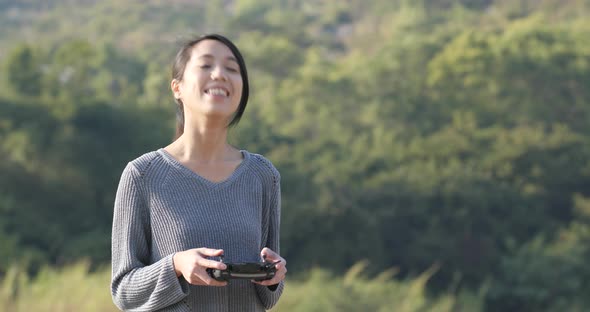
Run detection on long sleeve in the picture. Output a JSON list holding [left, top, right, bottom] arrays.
[[111, 163, 189, 311], [254, 172, 285, 309]]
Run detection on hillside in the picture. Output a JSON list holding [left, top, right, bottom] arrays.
[[1, 0, 590, 311]]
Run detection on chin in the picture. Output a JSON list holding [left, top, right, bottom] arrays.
[[201, 109, 236, 122]]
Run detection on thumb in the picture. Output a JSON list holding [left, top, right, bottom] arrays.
[[261, 247, 279, 260], [197, 248, 225, 258]]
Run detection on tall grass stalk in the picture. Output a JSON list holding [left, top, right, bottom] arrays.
[[0, 261, 483, 311]]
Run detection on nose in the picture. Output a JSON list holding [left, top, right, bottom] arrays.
[[210, 66, 227, 81]]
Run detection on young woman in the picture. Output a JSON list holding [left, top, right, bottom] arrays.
[[111, 34, 286, 311]]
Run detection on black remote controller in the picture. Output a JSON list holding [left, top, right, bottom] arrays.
[[206, 254, 280, 282]]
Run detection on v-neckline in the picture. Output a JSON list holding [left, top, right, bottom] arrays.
[[157, 148, 250, 188]]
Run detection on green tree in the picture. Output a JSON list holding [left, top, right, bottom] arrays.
[[3, 44, 41, 96]]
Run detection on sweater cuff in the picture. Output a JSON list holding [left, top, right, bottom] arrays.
[[255, 280, 284, 310], [111, 254, 190, 311]]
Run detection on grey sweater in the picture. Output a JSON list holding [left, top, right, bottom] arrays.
[[111, 148, 284, 311]]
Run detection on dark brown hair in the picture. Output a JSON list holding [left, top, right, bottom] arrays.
[[171, 34, 249, 140]]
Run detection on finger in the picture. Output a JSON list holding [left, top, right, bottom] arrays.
[[256, 277, 280, 286], [187, 273, 227, 286], [254, 275, 283, 286], [197, 248, 224, 257], [253, 268, 286, 286], [196, 258, 227, 270], [194, 271, 228, 287], [261, 248, 279, 260], [275, 262, 287, 271]]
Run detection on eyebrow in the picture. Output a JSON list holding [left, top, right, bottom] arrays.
[[197, 54, 238, 63]]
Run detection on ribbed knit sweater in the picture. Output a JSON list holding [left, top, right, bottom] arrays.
[[111, 148, 284, 311]]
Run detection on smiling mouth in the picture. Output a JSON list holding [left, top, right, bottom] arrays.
[[205, 88, 229, 97]]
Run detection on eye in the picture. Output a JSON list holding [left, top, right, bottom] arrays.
[[199, 64, 212, 69], [226, 66, 239, 73]]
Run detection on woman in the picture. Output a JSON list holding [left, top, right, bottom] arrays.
[[111, 34, 286, 311]]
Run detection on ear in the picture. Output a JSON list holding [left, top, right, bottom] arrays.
[[171, 79, 182, 99]]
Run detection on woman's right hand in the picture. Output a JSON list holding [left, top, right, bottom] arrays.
[[172, 248, 228, 286]]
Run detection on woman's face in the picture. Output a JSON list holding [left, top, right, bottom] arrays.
[[173, 39, 243, 124]]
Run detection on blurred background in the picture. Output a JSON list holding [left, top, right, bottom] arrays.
[[0, 0, 589, 311]]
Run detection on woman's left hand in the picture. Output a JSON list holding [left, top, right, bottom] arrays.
[[252, 247, 287, 286]]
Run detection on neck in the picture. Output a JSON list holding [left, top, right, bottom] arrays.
[[172, 118, 233, 163]]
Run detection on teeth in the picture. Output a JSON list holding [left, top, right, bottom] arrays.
[[207, 88, 228, 96]]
